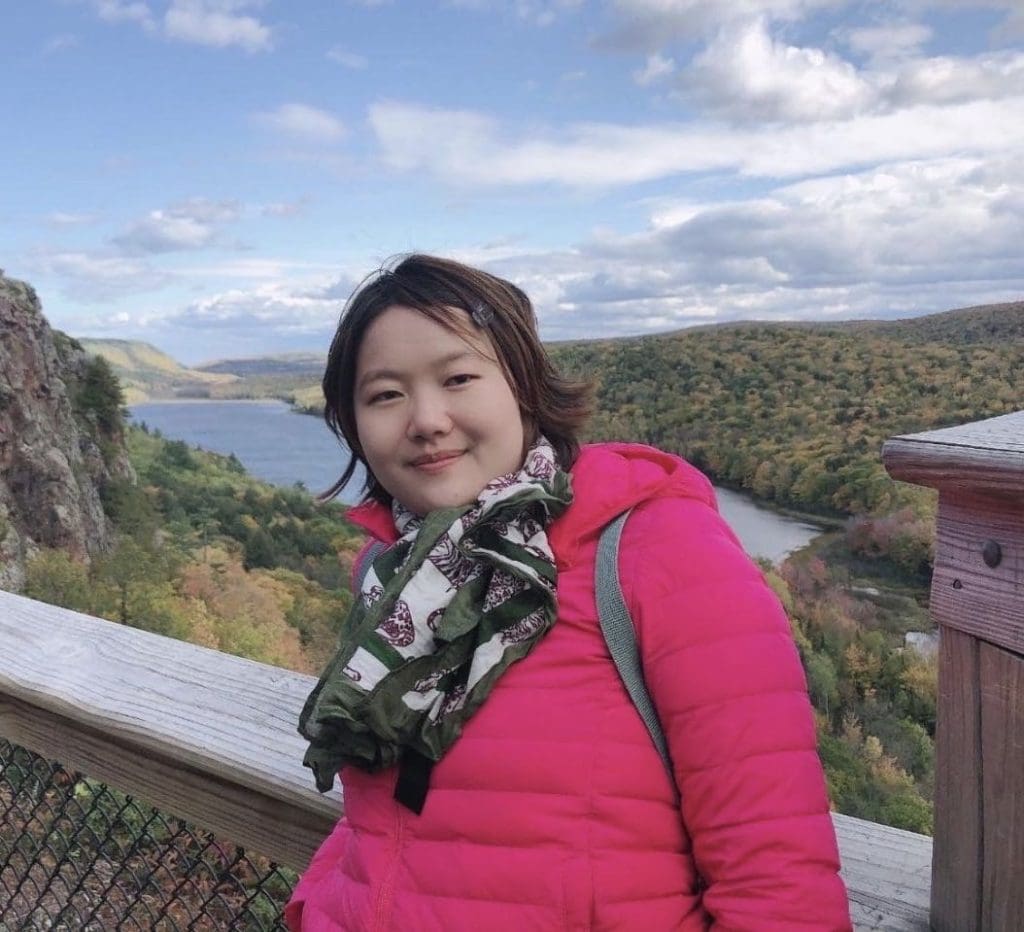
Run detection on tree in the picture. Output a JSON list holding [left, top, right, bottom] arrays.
[[102, 479, 160, 544], [91, 536, 179, 628], [75, 357, 125, 434], [244, 529, 278, 569], [24, 550, 92, 613]]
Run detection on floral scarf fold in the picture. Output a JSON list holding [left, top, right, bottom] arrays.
[[299, 438, 572, 793]]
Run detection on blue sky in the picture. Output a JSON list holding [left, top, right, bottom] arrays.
[[3, 0, 1023, 364]]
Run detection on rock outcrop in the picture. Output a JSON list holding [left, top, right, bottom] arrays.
[[0, 274, 133, 591]]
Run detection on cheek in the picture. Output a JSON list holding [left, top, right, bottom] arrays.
[[354, 411, 390, 466]]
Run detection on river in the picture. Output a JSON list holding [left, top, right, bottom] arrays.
[[129, 400, 824, 564]]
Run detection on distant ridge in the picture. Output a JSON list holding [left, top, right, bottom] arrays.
[[545, 299, 1024, 347], [81, 338, 236, 403], [837, 300, 1024, 343], [80, 338, 192, 375], [78, 298, 1023, 407], [195, 352, 325, 379]]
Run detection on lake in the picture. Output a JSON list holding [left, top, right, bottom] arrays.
[[129, 400, 824, 563]]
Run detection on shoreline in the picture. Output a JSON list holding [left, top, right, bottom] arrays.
[[130, 397, 288, 406]]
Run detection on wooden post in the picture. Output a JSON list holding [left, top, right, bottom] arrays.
[[884, 410, 1024, 932]]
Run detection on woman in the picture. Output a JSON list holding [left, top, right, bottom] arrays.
[[288, 254, 851, 930]]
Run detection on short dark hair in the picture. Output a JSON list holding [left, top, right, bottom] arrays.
[[321, 253, 593, 505]]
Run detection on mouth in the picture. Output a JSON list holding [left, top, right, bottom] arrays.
[[409, 450, 465, 471]]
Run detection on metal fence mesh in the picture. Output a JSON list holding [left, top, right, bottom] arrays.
[[0, 740, 296, 931]]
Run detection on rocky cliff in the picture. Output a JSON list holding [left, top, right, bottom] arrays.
[[0, 273, 133, 591]]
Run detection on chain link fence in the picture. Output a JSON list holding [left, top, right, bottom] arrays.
[[0, 740, 296, 931]]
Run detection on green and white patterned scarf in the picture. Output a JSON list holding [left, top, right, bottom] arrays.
[[299, 438, 572, 793]]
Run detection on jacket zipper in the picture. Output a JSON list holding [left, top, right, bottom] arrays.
[[372, 802, 406, 930]]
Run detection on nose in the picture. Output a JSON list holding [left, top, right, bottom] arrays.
[[406, 389, 453, 440]]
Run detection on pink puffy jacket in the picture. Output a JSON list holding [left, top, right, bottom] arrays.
[[287, 443, 852, 930]]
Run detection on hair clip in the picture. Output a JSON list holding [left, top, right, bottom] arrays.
[[471, 301, 494, 327]]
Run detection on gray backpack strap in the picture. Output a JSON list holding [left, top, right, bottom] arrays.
[[353, 539, 388, 591], [596, 510, 675, 785]]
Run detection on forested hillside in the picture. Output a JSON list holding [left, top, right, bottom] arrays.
[[553, 308, 1022, 516], [24, 427, 364, 675]]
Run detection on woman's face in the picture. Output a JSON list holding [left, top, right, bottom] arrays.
[[354, 304, 527, 516]]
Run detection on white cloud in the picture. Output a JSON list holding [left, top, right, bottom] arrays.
[[112, 198, 241, 255], [599, 0, 843, 50], [513, 0, 584, 26], [686, 18, 873, 121], [43, 34, 80, 54], [444, 0, 582, 26], [885, 51, 1024, 106], [260, 199, 308, 217], [114, 216, 217, 254], [840, 22, 932, 63], [652, 158, 1023, 284], [369, 97, 1024, 187], [162, 281, 343, 333], [327, 47, 368, 69], [253, 103, 347, 142], [82, 0, 272, 50], [90, 0, 156, 30], [633, 52, 676, 86], [27, 250, 171, 302], [175, 257, 337, 279], [47, 211, 99, 227], [467, 155, 1024, 339], [164, 0, 272, 52], [593, 156, 1021, 321], [601, 0, 1021, 51], [665, 17, 1024, 123]]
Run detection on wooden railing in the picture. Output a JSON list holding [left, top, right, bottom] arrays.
[[883, 408, 1024, 931], [0, 588, 931, 929]]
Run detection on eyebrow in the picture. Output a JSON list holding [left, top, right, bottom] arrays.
[[357, 350, 480, 391]]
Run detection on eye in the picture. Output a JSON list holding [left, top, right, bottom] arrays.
[[445, 373, 477, 387], [367, 389, 402, 404]]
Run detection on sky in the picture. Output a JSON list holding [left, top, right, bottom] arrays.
[[3, 0, 1024, 365]]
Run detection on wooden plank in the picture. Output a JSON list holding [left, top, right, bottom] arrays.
[[887, 411, 1024, 453], [979, 641, 1024, 930], [0, 590, 339, 816], [930, 626, 983, 932], [0, 591, 934, 923], [929, 494, 1024, 655], [833, 813, 932, 931], [0, 588, 341, 870], [0, 694, 337, 871], [882, 409, 1024, 498]]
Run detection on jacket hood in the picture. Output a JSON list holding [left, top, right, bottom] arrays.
[[547, 442, 716, 568], [345, 442, 716, 567]]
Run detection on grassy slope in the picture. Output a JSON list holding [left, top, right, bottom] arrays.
[[82, 339, 237, 404]]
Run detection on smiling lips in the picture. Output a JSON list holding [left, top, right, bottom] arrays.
[[409, 450, 465, 472]]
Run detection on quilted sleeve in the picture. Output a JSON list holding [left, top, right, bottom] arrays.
[[621, 496, 852, 931]]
